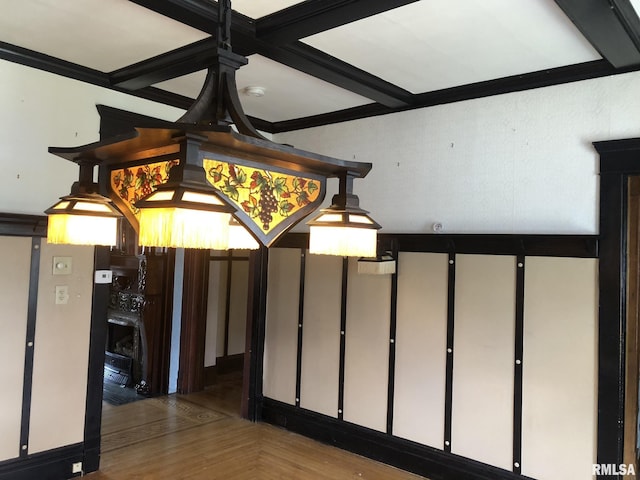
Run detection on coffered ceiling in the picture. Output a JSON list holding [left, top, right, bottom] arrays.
[[1, 0, 640, 133]]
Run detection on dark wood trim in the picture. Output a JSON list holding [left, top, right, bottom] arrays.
[[0, 213, 47, 237], [82, 246, 111, 473], [223, 250, 233, 358], [386, 239, 399, 435], [443, 252, 456, 453], [554, 0, 640, 68], [0, 443, 84, 480], [244, 246, 269, 420], [337, 257, 348, 421], [295, 249, 306, 408], [216, 353, 244, 374], [19, 238, 41, 458], [592, 138, 640, 470], [512, 255, 525, 475], [204, 353, 245, 385], [256, 0, 419, 45], [261, 398, 535, 480], [177, 249, 210, 394], [596, 166, 628, 468], [0, 41, 194, 111], [277, 232, 598, 257], [269, 60, 639, 133], [258, 41, 413, 108]]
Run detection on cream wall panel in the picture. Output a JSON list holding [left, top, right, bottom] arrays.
[[205, 261, 226, 367], [300, 254, 342, 417], [393, 252, 448, 447], [451, 254, 515, 470], [263, 248, 300, 404], [521, 257, 597, 480], [29, 243, 94, 454], [228, 261, 249, 355], [0, 237, 32, 462], [343, 257, 391, 432]]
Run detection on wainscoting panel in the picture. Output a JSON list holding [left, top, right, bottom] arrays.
[[343, 257, 391, 432], [451, 254, 516, 470], [393, 252, 448, 448], [521, 257, 597, 480], [28, 243, 94, 454], [228, 261, 249, 356], [0, 237, 31, 462], [300, 254, 342, 417], [263, 248, 301, 405]]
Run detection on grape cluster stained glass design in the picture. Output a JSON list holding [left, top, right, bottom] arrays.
[[110, 159, 179, 219], [203, 158, 324, 245]]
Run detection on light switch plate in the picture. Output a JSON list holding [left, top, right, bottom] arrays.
[[53, 256, 72, 275], [55, 286, 69, 304]]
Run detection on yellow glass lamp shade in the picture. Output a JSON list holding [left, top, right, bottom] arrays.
[[45, 193, 121, 246], [308, 211, 380, 258], [136, 186, 235, 249], [228, 217, 259, 250]]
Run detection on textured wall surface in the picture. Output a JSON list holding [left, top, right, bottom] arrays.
[[277, 71, 640, 235]]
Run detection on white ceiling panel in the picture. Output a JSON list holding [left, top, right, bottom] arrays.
[[302, 0, 601, 93], [0, 0, 209, 71], [155, 54, 371, 122], [231, 0, 303, 19]]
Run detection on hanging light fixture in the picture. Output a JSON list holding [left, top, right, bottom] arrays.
[[45, 159, 122, 246], [307, 172, 380, 257], [47, 0, 379, 253]]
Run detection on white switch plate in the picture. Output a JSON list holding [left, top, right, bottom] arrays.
[[53, 256, 72, 275], [72, 462, 82, 474], [55, 286, 69, 305]]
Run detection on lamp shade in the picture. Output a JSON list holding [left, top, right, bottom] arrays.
[[45, 192, 121, 246], [228, 217, 259, 250], [136, 185, 235, 249], [308, 210, 380, 257]]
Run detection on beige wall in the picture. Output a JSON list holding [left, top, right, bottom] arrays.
[[0, 237, 95, 459], [0, 237, 32, 462], [263, 250, 598, 480], [29, 242, 94, 454]]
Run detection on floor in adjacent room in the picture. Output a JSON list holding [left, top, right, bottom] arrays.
[[86, 372, 426, 479]]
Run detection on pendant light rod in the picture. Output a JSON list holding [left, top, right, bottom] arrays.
[[176, 0, 264, 139]]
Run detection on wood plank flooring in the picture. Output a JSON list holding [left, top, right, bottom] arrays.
[[87, 373, 427, 479]]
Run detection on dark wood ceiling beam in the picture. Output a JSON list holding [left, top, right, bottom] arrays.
[[270, 59, 640, 133], [110, 37, 219, 89], [129, 0, 257, 56], [259, 41, 413, 108], [554, 0, 640, 68], [0, 41, 194, 111], [256, 0, 419, 45], [127, 0, 413, 107]]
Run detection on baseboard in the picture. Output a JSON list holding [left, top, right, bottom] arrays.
[[204, 354, 244, 386], [217, 353, 244, 374], [0, 443, 85, 480], [261, 398, 535, 480], [204, 365, 218, 386]]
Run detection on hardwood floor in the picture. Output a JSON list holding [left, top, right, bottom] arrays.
[[87, 373, 426, 479]]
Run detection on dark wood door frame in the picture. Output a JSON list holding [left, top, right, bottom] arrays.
[[595, 137, 640, 469]]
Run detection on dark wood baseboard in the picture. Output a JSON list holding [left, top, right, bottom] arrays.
[[0, 443, 86, 480], [261, 398, 534, 480], [204, 354, 245, 386]]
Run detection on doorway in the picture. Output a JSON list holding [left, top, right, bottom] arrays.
[[626, 176, 640, 469]]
